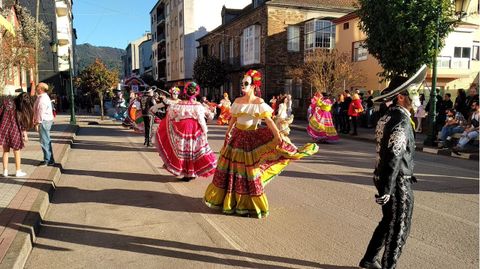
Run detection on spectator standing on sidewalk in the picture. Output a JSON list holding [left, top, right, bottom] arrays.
[[332, 94, 344, 132], [454, 88, 468, 119], [414, 94, 426, 133], [453, 101, 479, 153], [34, 83, 55, 166], [341, 90, 352, 134], [0, 93, 34, 177], [365, 90, 374, 128], [438, 108, 466, 148], [348, 93, 363, 136]]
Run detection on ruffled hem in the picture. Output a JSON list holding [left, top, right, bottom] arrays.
[[204, 184, 269, 218]]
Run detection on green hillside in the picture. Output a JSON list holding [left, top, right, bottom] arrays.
[[76, 43, 125, 74]]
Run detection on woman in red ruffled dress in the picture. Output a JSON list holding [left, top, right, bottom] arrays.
[[155, 82, 216, 181]]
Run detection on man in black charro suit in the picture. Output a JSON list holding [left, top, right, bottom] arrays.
[[359, 65, 426, 269]]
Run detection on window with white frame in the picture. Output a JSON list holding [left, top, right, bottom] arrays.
[[353, 41, 368, 61], [240, 34, 244, 65], [179, 10, 183, 27], [294, 79, 302, 99], [437, 56, 451, 68], [242, 25, 261, 65], [219, 41, 224, 62], [285, 79, 293, 94], [229, 38, 234, 64], [304, 19, 335, 51], [472, 44, 479, 61], [454, 47, 471, 58], [287, 26, 300, 52]]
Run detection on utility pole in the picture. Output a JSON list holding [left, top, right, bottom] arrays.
[[35, 0, 40, 84]]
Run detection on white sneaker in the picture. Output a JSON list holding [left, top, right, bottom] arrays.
[[15, 170, 27, 177], [2, 170, 8, 177]]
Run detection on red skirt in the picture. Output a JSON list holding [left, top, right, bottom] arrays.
[[155, 116, 217, 178]]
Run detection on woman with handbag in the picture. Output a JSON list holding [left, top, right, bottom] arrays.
[[348, 93, 363, 136]]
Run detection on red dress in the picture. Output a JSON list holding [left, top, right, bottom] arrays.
[[0, 100, 24, 150]]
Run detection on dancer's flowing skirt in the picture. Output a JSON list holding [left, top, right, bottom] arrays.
[[204, 126, 318, 218], [155, 116, 217, 178], [307, 109, 339, 142], [217, 107, 231, 125]]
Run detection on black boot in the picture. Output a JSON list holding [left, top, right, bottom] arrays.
[[359, 259, 381, 269]]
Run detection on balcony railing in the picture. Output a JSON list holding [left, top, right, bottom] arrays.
[[436, 57, 471, 69]]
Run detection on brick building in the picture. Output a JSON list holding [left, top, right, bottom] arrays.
[[197, 0, 355, 117]]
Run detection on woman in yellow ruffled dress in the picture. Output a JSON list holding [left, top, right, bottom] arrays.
[[217, 93, 231, 125], [204, 70, 318, 218]]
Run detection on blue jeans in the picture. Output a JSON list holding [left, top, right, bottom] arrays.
[[39, 121, 54, 163], [457, 130, 479, 148], [440, 125, 464, 141]]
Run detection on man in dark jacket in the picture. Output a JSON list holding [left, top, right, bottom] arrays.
[[140, 88, 156, 146], [359, 65, 426, 269]]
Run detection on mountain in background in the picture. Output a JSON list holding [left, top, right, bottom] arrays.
[[76, 43, 125, 74]]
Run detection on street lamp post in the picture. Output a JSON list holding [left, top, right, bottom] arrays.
[[424, 0, 467, 146], [424, 4, 441, 146], [67, 48, 76, 125]]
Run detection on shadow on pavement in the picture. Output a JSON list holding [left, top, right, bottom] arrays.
[[280, 169, 479, 195], [11, 216, 356, 269], [62, 169, 178, 183]]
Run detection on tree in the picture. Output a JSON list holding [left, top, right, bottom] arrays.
[[193, 56, 226, 90], [289, 49, 365, 97], [0, 4, 49, 93], [74, 59, 119, 120], [357, 0, 455, 79]]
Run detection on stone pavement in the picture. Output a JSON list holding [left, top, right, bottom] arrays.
[[290, 120, 479, 160], [0, 115, 78, 269]]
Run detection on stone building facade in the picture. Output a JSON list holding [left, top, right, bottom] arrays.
[[197, 0, 355, 117]]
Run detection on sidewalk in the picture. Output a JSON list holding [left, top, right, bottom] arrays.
[[0, 115, 78, 269], [290, 120, 479, 161]]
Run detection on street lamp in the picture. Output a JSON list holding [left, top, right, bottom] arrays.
[[424, 0, 467, 146]]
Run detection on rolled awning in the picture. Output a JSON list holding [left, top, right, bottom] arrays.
[[0, 14, 15, 36]]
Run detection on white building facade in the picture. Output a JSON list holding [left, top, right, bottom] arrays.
[[123, 33, 152, 78], [151, 0, 250, 85]]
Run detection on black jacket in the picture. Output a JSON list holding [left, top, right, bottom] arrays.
[[373, 106, 416, 196]]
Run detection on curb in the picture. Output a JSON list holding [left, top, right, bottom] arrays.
[[0, 125, 78, 269], [290, 125, 479, 161]]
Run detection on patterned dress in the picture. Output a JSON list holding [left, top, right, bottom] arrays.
[[204, 102, 318, 218], [0, 99, 24, 150], [307, 98, 339, 142], [155, 101, 217, 178], [217, 98, 231, 125]]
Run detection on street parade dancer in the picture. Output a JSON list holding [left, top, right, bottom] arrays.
[[307, 92, 339, 143], [155, 82, 216, 181], [359, 65, 426, 269], [217, 92, 231, 125], [204, 70, 318, 218], [140, 88, 156, 147], [274, 95, 294, 143]]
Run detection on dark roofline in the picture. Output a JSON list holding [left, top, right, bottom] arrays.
[[149, 0, 163, 15], [266, 1, 355, 13]]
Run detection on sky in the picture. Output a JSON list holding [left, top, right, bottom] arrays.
[[73, 0, 251, 49]]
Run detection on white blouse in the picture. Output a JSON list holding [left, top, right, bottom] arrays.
[[231, 102, 273, 129], [168, 102, 210, 133]]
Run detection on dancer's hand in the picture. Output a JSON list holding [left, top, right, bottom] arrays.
[[35, 124, 39, 132], [375, 194, 390, 205]]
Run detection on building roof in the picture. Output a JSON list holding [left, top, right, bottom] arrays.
[[332, 11, 358, 24], [267, 0, 357, 10]]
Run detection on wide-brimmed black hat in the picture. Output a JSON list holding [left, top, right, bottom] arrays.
[[373, 65, 427, 102]]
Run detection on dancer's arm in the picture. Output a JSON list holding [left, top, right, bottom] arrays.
[[225, 116, 237, 140], [264, 117, 282, 145]]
